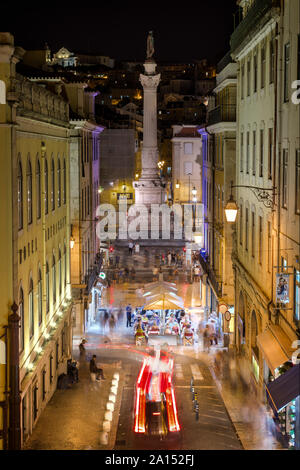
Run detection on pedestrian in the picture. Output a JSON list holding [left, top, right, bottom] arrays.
[[103, 310, 109, 330], [171, 251, 176, 264], [128, 241, 134, 255], [124, 267, 129, 282], [193, 265, 200, 282], [135, 243, 140, 254], [115, 254, 120, 268], [130, 266, 136, 280], [79, 339, 87, 357], [118, 305, 123, 322], [167, 251, 172, 266], [109, 314, 116, 333], [89, 354, 105, 381], [152, 266, 158, 281], [203, 324, 210, 353], [126, 304, 132, 327]]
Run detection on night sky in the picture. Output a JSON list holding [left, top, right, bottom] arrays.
[[4, 1, 238, 64]]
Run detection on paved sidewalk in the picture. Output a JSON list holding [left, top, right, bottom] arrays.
[[24, 341, 124, 450]]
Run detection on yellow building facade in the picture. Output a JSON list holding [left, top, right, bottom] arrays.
[[0, 33, 72, 449]]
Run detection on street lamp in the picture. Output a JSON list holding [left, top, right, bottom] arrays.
[[225, 181, 276, 223], [70, 224, 75, 249]]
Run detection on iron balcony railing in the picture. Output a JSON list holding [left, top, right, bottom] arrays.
[[198, 253, 223, 298], [230, 0, 280, 53], [207, 104, 236, 126], [84, 253, 104, 294], [217, 51, 234, 74]]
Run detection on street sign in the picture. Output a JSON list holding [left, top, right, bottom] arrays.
[[219, 303, 228, 314]]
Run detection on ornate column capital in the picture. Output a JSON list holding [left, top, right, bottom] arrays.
[[140, 74, 161, 89]]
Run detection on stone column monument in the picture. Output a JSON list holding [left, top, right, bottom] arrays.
[[134, 32, 164, 205]]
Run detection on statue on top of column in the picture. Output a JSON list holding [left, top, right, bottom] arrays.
[[146, 31, 155, 60]]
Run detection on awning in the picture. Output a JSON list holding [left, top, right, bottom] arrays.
[[257, 324, 296, 375], [266, 364, 300, 412]]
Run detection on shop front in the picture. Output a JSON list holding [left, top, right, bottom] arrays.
[[257, 324, 299, 448]]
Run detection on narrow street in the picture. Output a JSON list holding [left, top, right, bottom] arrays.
[[24, 247, 282, 451]]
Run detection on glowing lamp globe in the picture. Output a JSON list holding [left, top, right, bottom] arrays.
[[225, 196, 238, 223]]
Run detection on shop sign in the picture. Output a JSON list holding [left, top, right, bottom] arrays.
[[276, 273, 290, 303], [117, 193, 133, 201]]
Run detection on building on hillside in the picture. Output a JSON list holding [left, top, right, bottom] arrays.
[[0, 33, 72, 449], [99, 129, 136, 208]]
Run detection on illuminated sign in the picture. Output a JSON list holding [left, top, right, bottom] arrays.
[[99, 272, 106, 280], [117, 193, 133, 201]]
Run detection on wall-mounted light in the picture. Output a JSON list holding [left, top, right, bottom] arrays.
[[44, 332, 50, 340], [192, 187, 197, 196], [27, 363, 34, 372], [175, 181, 180, 189], [70, 224, 75, 249], [35, 346, 42, 354]]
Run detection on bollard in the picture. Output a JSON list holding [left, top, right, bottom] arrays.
[[111, 385, 118, 395], [195, 401, 199, 421], [100, 431, 109, 445], [104, 410, 113, 422], [190, 376, 194, 392], [109, 394, 116, 403], [106, 401, 115, 412]]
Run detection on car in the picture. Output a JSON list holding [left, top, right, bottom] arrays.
[[134, 352, 180, 438]]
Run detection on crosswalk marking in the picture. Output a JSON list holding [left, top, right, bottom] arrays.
[[175, 363, 184, 379], [190, 364, 204, 381]]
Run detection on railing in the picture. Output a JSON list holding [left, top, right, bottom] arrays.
[[207, 104, 236, 126], [217, 51, 234, 74], [230, 0, 280, 53], [198, 253, 223, 298], [84, 254, 104, 294]]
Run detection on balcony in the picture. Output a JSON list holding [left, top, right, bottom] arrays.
[[198, 253, 223, 298], [230, 0, 280, 54], [217, 51, 233, 74], [207, 104, 236, 127], [84, 253, 104, 295]]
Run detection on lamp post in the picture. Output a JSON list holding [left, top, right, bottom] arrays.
[[225, 181, 276, 223], [192, 187, 197, 233]]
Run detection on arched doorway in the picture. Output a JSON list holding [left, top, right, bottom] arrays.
[[237, 291, 246, 348]]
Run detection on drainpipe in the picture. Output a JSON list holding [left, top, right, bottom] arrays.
[[8, 303, 21, 450], [268, 21, 279, 323], [276, 11, 284, 325]]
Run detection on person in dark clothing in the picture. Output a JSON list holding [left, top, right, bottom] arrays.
[[67, 359, 79, 383], [79, 339, 87, 356], [89, 355, 105, 381], [126, 304, 132, 327]]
